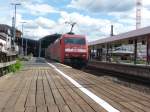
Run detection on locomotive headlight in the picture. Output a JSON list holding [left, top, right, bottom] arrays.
[[82, 54, 86, 57], [65, 53, 69, 57]]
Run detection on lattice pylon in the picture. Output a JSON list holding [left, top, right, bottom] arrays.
[[136, 0, 142, 29]]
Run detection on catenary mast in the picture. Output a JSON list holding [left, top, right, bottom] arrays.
[[136, 0, 142, 29]]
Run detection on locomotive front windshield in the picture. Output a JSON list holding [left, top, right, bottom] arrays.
[[64, 38, 85, 45]]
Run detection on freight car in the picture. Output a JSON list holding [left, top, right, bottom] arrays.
[[46, 33, 88, 67]]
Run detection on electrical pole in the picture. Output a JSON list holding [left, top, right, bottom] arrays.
[[25, 39, 28, 56], [11, 3, 21, 48], [136, 0, 142, 29], [20, 22, 27, 55], [110, 25, 114, 36], [39, 40, 41, 57]]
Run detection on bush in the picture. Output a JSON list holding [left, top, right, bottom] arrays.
[[9, 60, 23, 73]]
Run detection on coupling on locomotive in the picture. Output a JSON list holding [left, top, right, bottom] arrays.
[[46, 33, 88, 67]]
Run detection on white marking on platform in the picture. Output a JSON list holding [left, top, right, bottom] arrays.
[[47, 62, 120, 112], [59, 63, 72, 68]]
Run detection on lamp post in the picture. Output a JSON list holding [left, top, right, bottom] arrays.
[[39, 39, 41, 57], [11, 3, 21, 47], [23, 31, 29, 56], [20, 22, 27, 55], [25, 39, 28, 56]]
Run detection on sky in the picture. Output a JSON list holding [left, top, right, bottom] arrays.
[[0, 0, 150, 42]]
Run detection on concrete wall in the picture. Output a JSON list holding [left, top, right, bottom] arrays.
[[88, 61, 150, 79]]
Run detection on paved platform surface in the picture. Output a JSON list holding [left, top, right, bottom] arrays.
[[0, 58, 150, 112]]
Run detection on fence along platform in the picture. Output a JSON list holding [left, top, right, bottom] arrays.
[[0, 61, 16, 69]]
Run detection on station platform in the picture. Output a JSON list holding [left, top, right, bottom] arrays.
[[0, 58, 150, 112]]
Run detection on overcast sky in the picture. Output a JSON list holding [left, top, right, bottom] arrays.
[[0, 0, 150, 41]]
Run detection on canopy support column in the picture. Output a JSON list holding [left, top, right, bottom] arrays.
[[106, 43, 109, 62], [147, 36, 150, 65], [134, 39, 137, 65]]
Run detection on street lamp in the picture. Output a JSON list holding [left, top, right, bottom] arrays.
[[25, 38, 28, 56], [39, 39, 42, 57], [24, 31, 29, 56], [11, 3, 21, 47], [20, 22, 27, 55]]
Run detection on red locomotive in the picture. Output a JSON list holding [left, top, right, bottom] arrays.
[[47, 33, 88, 67]]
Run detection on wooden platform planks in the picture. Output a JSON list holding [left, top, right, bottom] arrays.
[[0, 71, 30, 112], [48, 69, 107, 112], [0, 59, 150, 112], [43, 70, 55, 105], [58, 66, 150, 112], [25, 70, 37, 107]]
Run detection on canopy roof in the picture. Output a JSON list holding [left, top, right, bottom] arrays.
[[40, 34, 62, 48], [89, 26, 150, 46]]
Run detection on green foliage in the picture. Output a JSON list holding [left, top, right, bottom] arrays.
[[9, 60, 23, 73], [136, 60, 146, 64]]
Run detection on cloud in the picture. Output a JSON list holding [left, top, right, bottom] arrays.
[[23, 3, 58, 15], [16, 16, 57, 39], [58, 11, 114, 41], [143, 0, 150, 7], [15, 11, 112, 41], [0, 1, 13, 25], [59, 11, 111, 27], [109, 6, 150, 28], [24, 26, 50, 40], [12, 0, 43, 4], [35, 17, 56, 29], [68, 0, 134, 13], [2, 0, 150, 42], [58, 11, 144, 42]]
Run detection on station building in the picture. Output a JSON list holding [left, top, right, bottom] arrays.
[[89, 26, 150, 65]]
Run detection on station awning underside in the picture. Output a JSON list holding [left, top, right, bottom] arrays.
[[89, 26, 150, 46], [40, 34, 61, 48]]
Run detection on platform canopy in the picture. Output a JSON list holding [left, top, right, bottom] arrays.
[[89, 26, 150, 46], [39, 33, 62, 48]]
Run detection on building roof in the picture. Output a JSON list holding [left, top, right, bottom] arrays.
[[89, 26, 150, 46], [0, 24, 11, 35], [0, 33, 6, 40], [0, 24, 22, 38]]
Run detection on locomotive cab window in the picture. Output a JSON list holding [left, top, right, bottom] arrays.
[[64, 38, 85, 45]]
